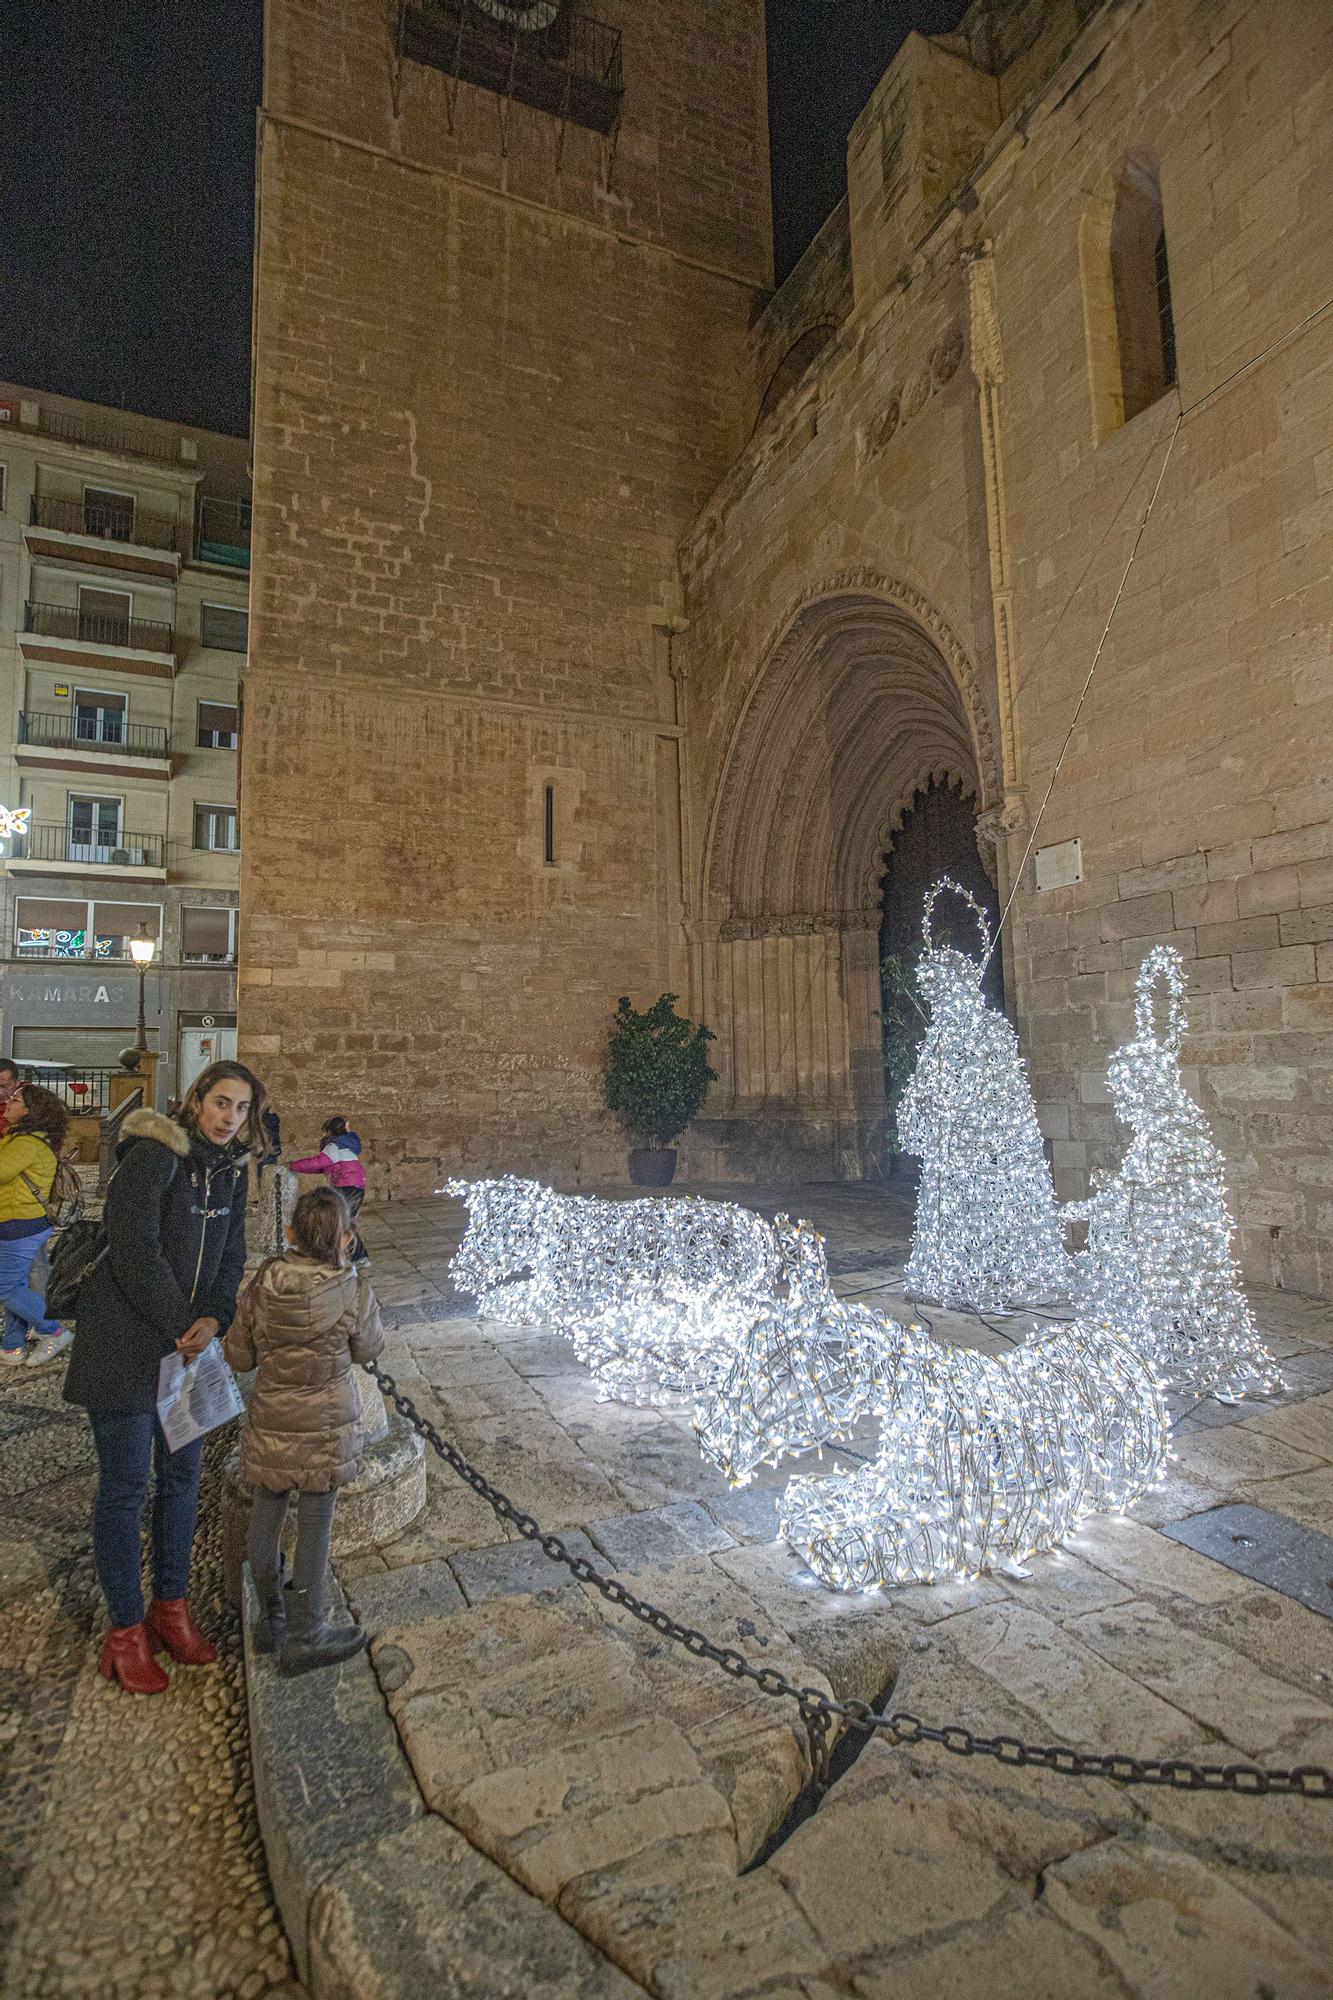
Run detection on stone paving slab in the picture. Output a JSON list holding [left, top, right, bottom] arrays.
[[330, 1183, 1333, 1999], [451, 1531, 603, 1603], [307, 1817, 643, 2000], [1164, 1499, 1333, 1618], [588, 1499, 737, 1571], [342, 1557, 467, 1630], [244, 1574, 424, 1986]]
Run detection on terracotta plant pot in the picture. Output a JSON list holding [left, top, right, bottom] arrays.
[[628, 1147, 677, 1187]]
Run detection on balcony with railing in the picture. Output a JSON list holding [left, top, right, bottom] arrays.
[[194, 495, 252, 570], [28, 405, 183, 466], [18, 710, 171, 762], [403, 1, 623, 136], [8, 822, 167, 872], [22, 600, 176, 662], [29, 493, 180, 552]]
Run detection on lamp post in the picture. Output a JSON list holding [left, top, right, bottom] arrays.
[[129, 927, 157, 1054]]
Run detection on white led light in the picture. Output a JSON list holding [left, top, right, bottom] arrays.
[[1071, 947, 1281, 1401], [695, 1215, 893, 1483], [445, 1175, 786, 1405], [900, 878, 1071, 1311], [779, 1314, 1166, 1588]]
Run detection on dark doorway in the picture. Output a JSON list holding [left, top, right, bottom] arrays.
[[878, 778, 1004, 1152]]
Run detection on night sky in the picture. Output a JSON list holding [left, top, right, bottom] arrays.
[[1, 2, 966, 437]]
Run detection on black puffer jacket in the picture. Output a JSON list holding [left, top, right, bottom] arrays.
[[64, 1109, 250, 1416]]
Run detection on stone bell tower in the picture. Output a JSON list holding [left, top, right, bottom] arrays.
[[245, 0, 772, 1190]]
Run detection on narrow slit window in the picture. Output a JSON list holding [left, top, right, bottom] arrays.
[[1154, 229, 1177, 389], [544, 784, 555, 865]]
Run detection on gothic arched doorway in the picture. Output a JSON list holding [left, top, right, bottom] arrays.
[[879, 776, 1004, 1167], [698, 581, 1001, 1179]]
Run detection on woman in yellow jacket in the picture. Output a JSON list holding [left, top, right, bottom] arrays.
[[0, 1082, 71, 1369]]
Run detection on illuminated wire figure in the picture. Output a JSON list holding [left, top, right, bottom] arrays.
[[900, 878, 1070, 1310], [779, 1314, 1166, 1588], [1071, 947, 1281, 1401], [445, 1176, 785, 1405], [695, 1216, 894, 1482]]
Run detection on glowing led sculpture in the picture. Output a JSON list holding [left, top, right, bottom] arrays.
[[780, 1316, 1166, 1588], [900, 878, 1070, 1310], [445, 1176, 785, 1404], [447, 1174, 1166, 1588], [1071, 947, 1280, 1401], [574, 1277, 757, 1408], [695, 1216, 895, 1483]]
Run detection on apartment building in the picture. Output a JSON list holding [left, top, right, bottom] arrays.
[[0, 383, 249, 1105]]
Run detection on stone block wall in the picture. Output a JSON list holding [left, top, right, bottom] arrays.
[[245, 0, 770, 1190], [992, 0, 1333, 1289], [679, 0, 1333, 1286], [248, 0, 1333, 1289]]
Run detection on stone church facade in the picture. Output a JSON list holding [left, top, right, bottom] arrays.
[[247, 0, 1333, 1289]]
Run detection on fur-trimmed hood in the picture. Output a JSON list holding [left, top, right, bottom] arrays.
[[118, 1107, 247, 1170], [120, 1107, 190, 1156]]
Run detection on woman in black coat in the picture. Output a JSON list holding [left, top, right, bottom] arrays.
[[65, 1060, 268, 1693]]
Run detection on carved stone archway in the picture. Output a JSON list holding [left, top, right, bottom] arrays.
[[695, 580, 997, 1178]]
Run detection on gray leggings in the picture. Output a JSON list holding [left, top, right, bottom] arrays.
[[247, 1487, 338, 1594]]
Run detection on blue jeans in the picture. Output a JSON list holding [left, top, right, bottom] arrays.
[[0, 1228, 58, 1350], [88, 1412, 205, 1627]]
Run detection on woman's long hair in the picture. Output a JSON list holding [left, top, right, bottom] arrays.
[[180, 1060, 269, 1159], [290, 1186, 350, 1269], [8, 1083, 68, 1154]]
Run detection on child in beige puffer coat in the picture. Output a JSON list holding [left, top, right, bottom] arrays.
[[224, 1186, 384, 1676]]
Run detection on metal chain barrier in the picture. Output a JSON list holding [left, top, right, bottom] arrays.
[[369, 1362, 1333, 1801]]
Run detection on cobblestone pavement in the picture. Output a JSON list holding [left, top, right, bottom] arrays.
[[0, 1363, 302, 1999]]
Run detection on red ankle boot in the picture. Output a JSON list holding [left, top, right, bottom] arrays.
[[98, 1623, 170, 1694], [145, 1598, 217, 1666]]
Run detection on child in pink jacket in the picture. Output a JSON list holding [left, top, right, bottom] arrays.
[[290, 1117, 368, 1257]]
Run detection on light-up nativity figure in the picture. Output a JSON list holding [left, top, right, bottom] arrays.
[[778, 1311, 1166, 1588], [694, 1215, 896, 1481], [445, 1175, 785, 1405], [898, 877, 1070, 1310], [1071, 946, 1280, 1401]]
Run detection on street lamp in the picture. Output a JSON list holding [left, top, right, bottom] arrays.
[[129, 926, 156, 1053]]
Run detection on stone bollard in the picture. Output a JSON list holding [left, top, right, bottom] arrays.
[[222, 1364, 427, 1605]]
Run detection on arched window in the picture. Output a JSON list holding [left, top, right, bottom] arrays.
[[1081, 154, 1177, 438]]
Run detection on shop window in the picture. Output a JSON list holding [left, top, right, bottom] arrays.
[[16, 896, 88, 959]]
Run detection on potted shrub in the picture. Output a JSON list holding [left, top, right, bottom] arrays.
[[604, 993, 716, 1187]]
